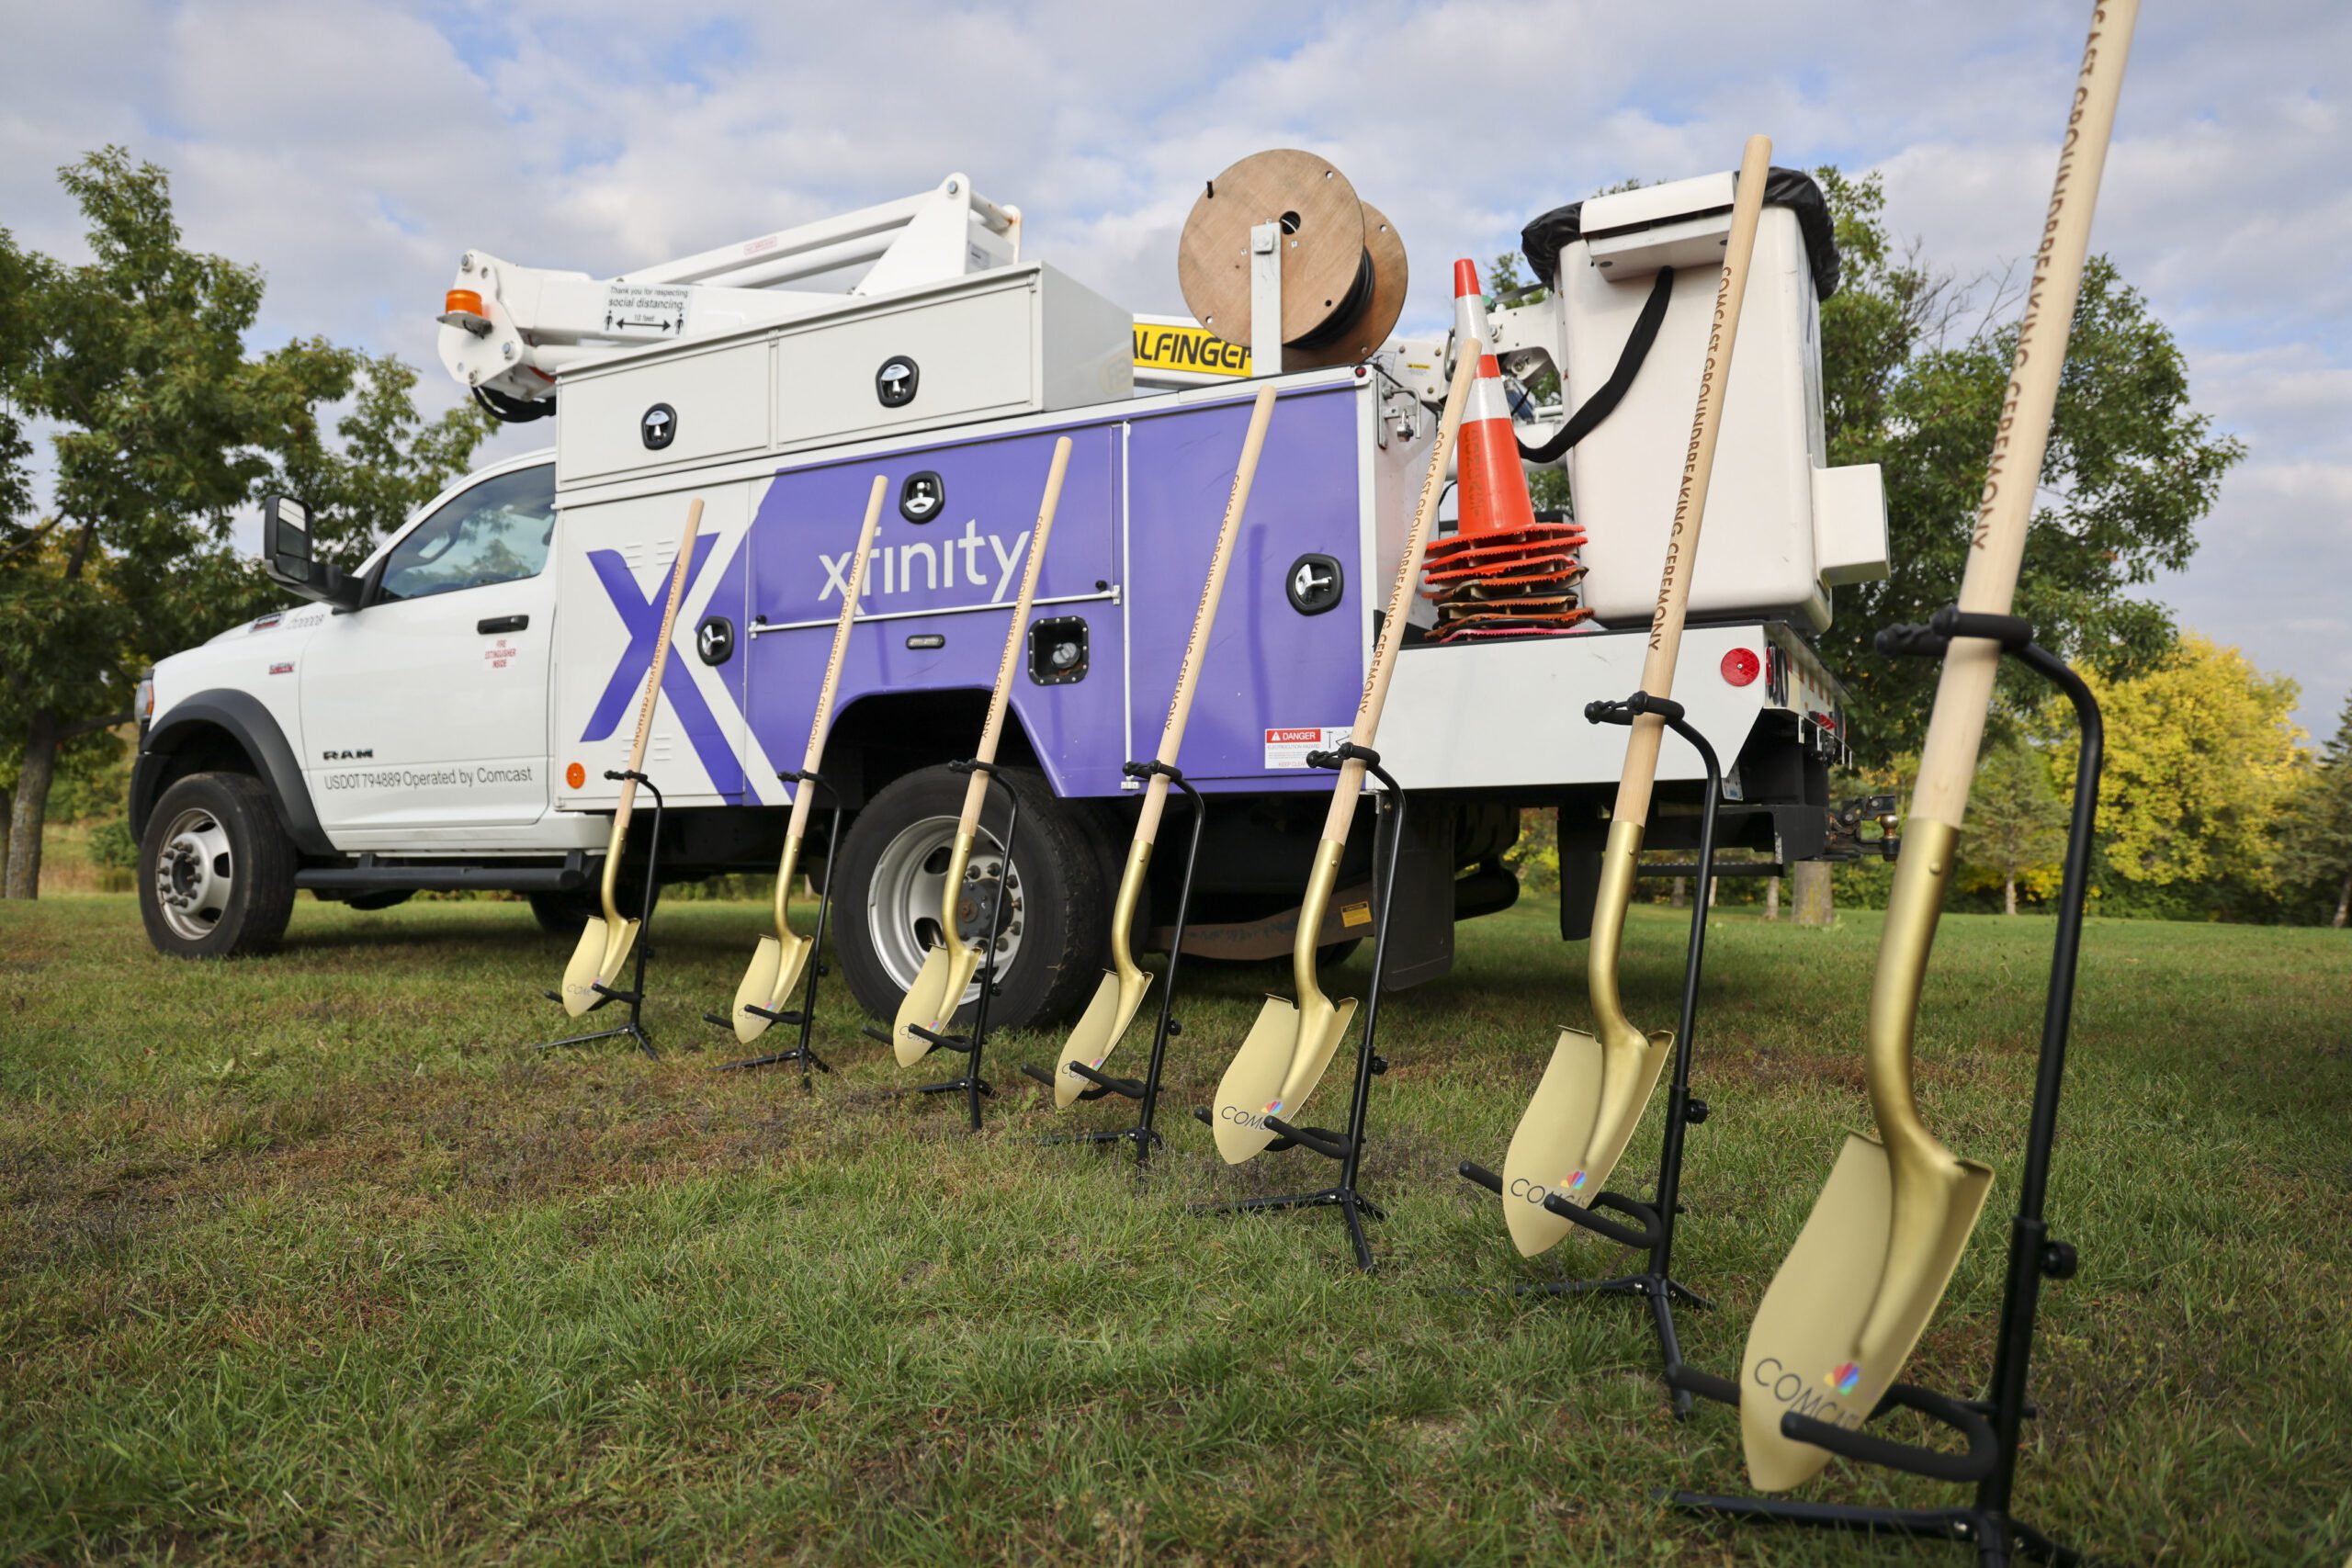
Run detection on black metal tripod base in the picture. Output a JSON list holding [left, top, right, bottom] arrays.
[[1669, 1493, 2083, 1567], [717, 1043, 832, 1076], [708, 1005, 832, 1077], [1193, 1186, 1386, 1272], [536, 977, 658, 1060], [909, 1071, 993, 1132], [1042, 1124, 1162, 1152], [535, 1017, 657, 1060]]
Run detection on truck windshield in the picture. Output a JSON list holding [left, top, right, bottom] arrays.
[[377, 466, 557, 603]]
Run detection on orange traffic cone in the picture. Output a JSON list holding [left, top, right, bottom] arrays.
[[1453, 257, 1496, 367], [1422, 262, 1590, 643], [1421, 351, 1582, 581]]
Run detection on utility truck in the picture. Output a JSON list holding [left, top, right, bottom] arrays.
[[132, 167, 1886, 1031]]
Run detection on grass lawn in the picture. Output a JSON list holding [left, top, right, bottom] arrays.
[[2, 892, 2346, 1564]]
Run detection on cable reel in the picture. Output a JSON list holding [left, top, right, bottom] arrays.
[[1177, 150, 1408, 371]]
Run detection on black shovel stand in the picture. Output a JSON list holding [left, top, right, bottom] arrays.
[[1189, 742, 1408, 1273], [1020, 760, 1206, 1174], [862, 758, 1021, 1133], [535, 769, 666, 1061], [1670, 608, 2105, 1568], [705, 768, 845, 1086], [1457, 690, 1723, 1417]]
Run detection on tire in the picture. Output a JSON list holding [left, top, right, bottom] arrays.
[[832, 764, 1109, 1032], [139, 772, 299, 959], [530, 880, 658, 936], [529, 889, 596, 934]]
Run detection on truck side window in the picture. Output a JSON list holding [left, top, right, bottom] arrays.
[[376, 466, 558, 604]]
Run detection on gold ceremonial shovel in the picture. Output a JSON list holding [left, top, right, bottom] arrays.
[[892, 436, 1070, 1066], [1739, 4, 2134, 1492], [729, 476, 886, 1043], [1495, 135, 1774, 1256], [560, 497, 704, 1015], [1207, 346, 1480, 1165], [1051, 385, 1279, 1105]]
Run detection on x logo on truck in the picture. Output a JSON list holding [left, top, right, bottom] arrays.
[[582, 536, 759, 803]]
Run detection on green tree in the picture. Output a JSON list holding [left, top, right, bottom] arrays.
[[2065, 634, 2303, 900], [1494, 170, 2242, 767], [1811, 168, 2244, 763], [0, 148, 491, 898], [2278, 694, 2352, 928], [1962, 737, 2068, 915]]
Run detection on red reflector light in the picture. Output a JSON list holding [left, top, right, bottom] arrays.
[[1721, 648, 1760, 687]]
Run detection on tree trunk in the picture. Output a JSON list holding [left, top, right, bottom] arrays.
[[1792, 859, 1834, 928], [2335, 872, 2349, 931], [1707, 875, 1718, 908], [1764, 874, 1780, 921], [1670, 877, 1686, 909], [5, 708, 59, 899], [2005, 874, 2018, 917]]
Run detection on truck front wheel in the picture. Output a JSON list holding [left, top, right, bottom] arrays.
[[832, 764, 1109, 1033], [138, 772, 299, 959]]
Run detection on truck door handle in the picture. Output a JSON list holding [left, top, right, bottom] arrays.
[[478, 615, 528, 634]]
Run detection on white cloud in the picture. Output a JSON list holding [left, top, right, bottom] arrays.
[[4, 0, 2346, 733]]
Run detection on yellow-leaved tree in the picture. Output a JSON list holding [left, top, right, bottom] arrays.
[[2064, 635, 2304, 907]]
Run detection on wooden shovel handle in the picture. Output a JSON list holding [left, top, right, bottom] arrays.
[[612, 497, 704, 838], [1136, 384, 1279, 847], [786, 477, 886, 843], [1316, 345, 1482, 846], [1611, 134, 1772, 830], [958, 436, 1071, 830], [1912, 2, 2135, 829]]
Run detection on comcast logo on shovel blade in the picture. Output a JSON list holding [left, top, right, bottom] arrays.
[[1827, 1361, 1862, 1396]]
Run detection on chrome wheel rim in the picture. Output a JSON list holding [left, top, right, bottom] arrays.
[[866, 812, 1026, 1003], [153, 806, 235, 942]]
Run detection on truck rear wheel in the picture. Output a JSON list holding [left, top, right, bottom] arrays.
[[833, 764, 1109, 1033], [138, 772, 298, 959]]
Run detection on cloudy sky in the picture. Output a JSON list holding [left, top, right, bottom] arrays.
[[6, 0, 2346, 734]]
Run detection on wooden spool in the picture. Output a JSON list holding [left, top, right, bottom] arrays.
[[1179, 151, 1405, 363]]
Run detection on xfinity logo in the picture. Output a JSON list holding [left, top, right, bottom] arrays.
[[322, 748, 374, 761], [819, 520, 1030, 604]]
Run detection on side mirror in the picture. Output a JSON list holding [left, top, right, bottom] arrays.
[[264, 495, 313, 584], [261, 495, 361, 609]]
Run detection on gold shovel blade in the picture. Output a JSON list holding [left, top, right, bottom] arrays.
[[1737, 1134, 1995, 1491], [1569, 1022, 1675, 1216], [891, 943, 954, 1066], [1207, 992, 1358, 1165], [1052, 968, 1153, 1109], [893, 942, 985, 1067], [1498, 1027, 1607, 1257], [729, 930, 812, 1044], [560, 916, 639, 1017]]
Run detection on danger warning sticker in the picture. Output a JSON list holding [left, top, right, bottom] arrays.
[[1134, 321, 1251, 378], [1264, 726, 1350, 770]]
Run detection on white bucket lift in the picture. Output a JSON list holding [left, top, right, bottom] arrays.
[[1517, 169, 1889, 633]]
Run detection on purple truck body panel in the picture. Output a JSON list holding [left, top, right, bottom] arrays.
[[735, 380, 1366, 801]]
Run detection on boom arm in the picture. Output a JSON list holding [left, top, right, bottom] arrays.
[[437, 174, 1022, 408]]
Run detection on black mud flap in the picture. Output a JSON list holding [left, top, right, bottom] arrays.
[[1375, 800, 1455, 993]]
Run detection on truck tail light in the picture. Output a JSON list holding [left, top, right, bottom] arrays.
[[1720, 647, 1760, 687]]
